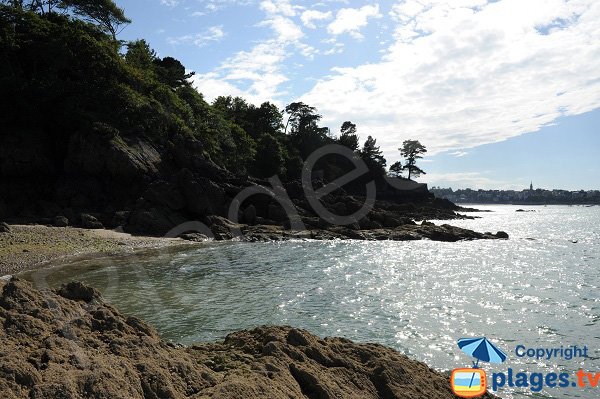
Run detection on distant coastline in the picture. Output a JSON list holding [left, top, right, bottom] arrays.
[[431, 187, 600, 205]]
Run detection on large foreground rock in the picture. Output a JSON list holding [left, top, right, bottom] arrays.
[[0, 279, 497, 399]]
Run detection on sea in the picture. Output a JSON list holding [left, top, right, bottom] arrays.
[[22, 205, 600, 399]]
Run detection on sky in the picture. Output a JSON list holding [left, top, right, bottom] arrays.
[[116, 0, 600, 190]]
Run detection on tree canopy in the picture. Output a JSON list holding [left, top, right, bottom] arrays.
[[338, 121, 359, 151], [360, 136, 387, 175], [389, 161, 403, 178], [2, 0, 130, 38], [399, 140, 427, 180], [61, 0, 130, 39]]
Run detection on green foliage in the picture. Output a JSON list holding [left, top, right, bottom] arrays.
[[153, 56, 194, 89], [285, 155, 303, 180], [60, 0, 130, 39], [220, 124, 256, 175], [399, 140, 427, 180], [254, 134, 284, 177], [125, 39, 156, 70], [360, 136, 386, 175], [284, 102, 330, 159], [214, 96, 284, 142], [388, 161, 403, 177], [338, 121, 359, 151]]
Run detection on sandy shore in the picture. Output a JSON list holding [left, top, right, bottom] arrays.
[[0, 224, 190, 275]]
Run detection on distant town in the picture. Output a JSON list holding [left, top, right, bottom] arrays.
[[430, 183, 600, 205]]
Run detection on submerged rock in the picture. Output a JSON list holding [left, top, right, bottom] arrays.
[[495, 231, 509, 239], [0, 278, 498, 399]]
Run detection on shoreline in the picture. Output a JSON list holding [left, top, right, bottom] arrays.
[[0, 224, 193, 276], [1, 220, 508, 276]]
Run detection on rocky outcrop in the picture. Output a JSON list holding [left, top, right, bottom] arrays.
[[0, 278, 497, 399], [238, 223, 508, 242], [64, 131, 161, 182]]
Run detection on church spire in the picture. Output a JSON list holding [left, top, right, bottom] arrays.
[[530, 181, 533, 191]]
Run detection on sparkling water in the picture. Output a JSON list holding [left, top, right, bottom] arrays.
[[24, 205, 600, 398]]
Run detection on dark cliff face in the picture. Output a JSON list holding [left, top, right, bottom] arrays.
[[0, 127, 452, 237], [0, 278, 499, 399]]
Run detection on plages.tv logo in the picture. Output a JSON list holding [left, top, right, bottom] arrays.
[[451, 337, 508, 398]]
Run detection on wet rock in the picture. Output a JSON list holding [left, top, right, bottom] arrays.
[[358, 218, 381, 230], [57, 281, 102, 302], [495, 231, 509, 239], [207, 215, 240, 240], [383, 214, 410, 228], [179, 233, 210, 242]]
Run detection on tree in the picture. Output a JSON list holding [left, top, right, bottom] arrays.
[[254, 134, 283, 177], [253, 102, 283, 137], [284, 102, 320, 134], [399, 139, 427, 180], [360, 135, 386, 175], [124, 39, 156, 69], [284, 102, 328, 159], [5, 0, 130, 38], [338, 121, 359, 151], [153, 56, 194, 89], [22, 0, 61, 14], [389, 161, 403, 177], [61, 0, 131, 40]]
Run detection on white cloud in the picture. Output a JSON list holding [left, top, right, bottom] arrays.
[[301, 10, 333, 29], [327, 4, 382, 38], [421, 172, 518, 189], [300, 0, 600, 162], [167, 26, 225, 47], [197, 0, 255, 14], [160, 0, 179, 6], [194, 0, 311, 103], [260, 0, 299, 17], [259, 15, 304, 42], [193, 41, 288, 104]]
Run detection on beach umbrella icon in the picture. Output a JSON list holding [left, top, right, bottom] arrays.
[[458, 337, 507, 387]]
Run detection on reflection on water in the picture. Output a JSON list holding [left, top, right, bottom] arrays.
[[23, 205, 600, 399]]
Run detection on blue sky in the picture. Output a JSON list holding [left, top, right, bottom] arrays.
[[116, 0, 600, 190]]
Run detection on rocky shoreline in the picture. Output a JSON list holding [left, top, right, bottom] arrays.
[[0, 278, 498, 398], [0, 219, 508, 275]]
